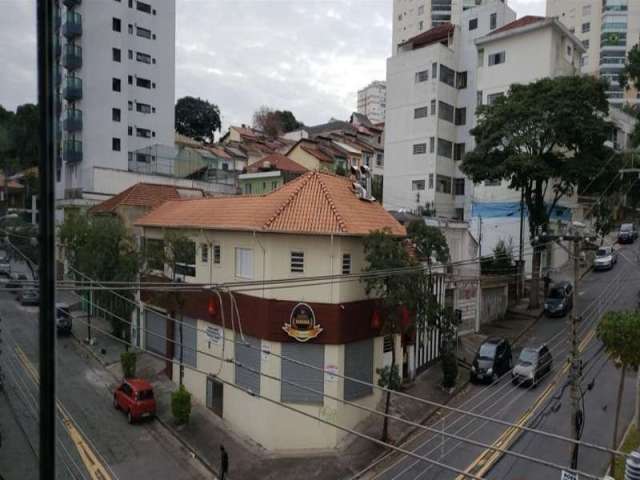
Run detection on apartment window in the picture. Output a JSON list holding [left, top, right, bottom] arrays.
[[128, 126, 133, 136], [128, 75, 133, 85], [112, 17, 121, 32], [439, 64, 455, 87], [128, 101, 133, 111], [478, 48, 485, 66], [412, 179, 426, 191], [201, 244, 208, 263], [454, 178, 465, 196], [128, 0, 133, 6], [454, 107, 467, 126], [290, 251, 304, 273], [128, 49, 133, 60], [415, 70, 429, 82], [136, 52, 152, 64], [583, 39, 589, 49], [477, 90, 483, 105], [582, 22, 590, 33], [414, 106, 429, 119], [490, 13, 497, 30], [437, 138, 453, 159], [456, 71, 467, 89], [342, 253, 352, 274], [128, 24, 133, 34], [469, 18, 478, 30], [488, 51, 506, 66], [112, 108, 121, 122], [436, 175, 452, 194], [487, 92, 504, 105], [567, 45, 572, 56], [136, 153, 152, 163], [213, 245, 221, 264], [438, 101, 454, 122], [136, 0, 152, 13], [136, 127, 151, 138], [582, 4, 591, 16], [112, 78, 121, 92], [112, 137, 121, 151], [429, 136, 435, 153], [235, 248, 254, 279], [112, 48, 121, 62], [136, 26, 152, 39], [453, 142, 466, 161], [455, 208, 464, 220], [430, 99, 436, 115], [413, 143, 427, 155], [136, 77, 152, 89], [432, 62, 438, 78], [136, 102, 152, 114]]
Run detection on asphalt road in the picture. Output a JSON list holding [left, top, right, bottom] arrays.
[[0, 258, 211, 480], [369, 243, 639, 480]]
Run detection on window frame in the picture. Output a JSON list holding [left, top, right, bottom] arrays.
[[234, 247, 254, 279], [290, 251, 305, 274]]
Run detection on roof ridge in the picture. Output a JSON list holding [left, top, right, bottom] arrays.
[[316, 173, 347, 233], [263, 172, 314, 229]]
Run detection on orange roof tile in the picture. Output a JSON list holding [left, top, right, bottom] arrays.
[[136, 171, 405, 237], [89, 183, 204, 214], [489, 15, 545, 35], [246, 154, 308, 174]]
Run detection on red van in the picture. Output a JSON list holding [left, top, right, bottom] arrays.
[[113, 379, 156, 423]]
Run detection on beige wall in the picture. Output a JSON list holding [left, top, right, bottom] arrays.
[[286, 145, 328, 172]]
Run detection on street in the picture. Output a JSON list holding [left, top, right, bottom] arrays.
[[0, 259, 211, 480], [366, 243, 638, 480]]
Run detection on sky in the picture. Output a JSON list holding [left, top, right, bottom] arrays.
[[0, 0, 545, 129]]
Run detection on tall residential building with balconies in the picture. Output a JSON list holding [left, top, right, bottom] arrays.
[[356, 81, 387, 123], [55, 0, 176, 206], [546, 0, 640, 106]]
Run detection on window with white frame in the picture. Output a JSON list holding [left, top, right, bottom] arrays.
[[201, 243, 208, 263], [412, 179, 426, 191], [413, 143, 427, 155], [487, 92, 504, 105], [342, 253, 351, 275], [581, 22, 590, 33], [290, 251, 304, 273], [488, 51, 506, 66], [582, 4, 591, 16], [213, 244, 221, 264], [490, 12, 497, 30], [414, 106, 429, 119], [235, 248, 254, 279], [415, 69, 429, 82]]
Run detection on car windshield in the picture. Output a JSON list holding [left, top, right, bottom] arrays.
[[621, 224, 633, 232], [137, 390, 154, 401], [549, 288, 564, 299], [518, 348, 539, 366], [479, 343, 497, 359], [596, 248, 610, 257]]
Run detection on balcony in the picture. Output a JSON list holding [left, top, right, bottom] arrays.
[[63, 109, 82, 133], [62, 44, 82, 70], [63, 76, 82, 101], [62, 11, 82, 38], [63, 139, 83, 163], [63, 0, 82, 7]]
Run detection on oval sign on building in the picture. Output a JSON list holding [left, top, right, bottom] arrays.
[[283, 303, 323, 342]]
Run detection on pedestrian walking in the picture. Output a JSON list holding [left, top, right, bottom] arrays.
[[220, 445, 229, 480]]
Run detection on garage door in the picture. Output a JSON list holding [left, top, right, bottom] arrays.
[[145, 309, 168, 356]]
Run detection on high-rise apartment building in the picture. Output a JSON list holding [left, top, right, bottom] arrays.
[[356, 81, 387, 123], [55, 0, 176, 206], [547, 0, 640, 105]]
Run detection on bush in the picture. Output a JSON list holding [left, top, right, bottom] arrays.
[[441, 351, 458, 389], [171, 385, 192, 425], [120, 351, 137, 378]]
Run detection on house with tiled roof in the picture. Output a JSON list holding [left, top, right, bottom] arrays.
[[238, 153, 308, 195], [135, 171, 406, 452]]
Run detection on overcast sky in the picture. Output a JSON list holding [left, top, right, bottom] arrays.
[[0, 0, 544, 129]]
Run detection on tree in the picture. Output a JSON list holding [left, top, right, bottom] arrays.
[[0, 103, 39, 173], [461, 76, 610, 309], [362, 229, 419, 442], [481, 240, 515, 275], [252, 106, 303, 137], [593, 199, 616, 245], [620, 44, 640, 147], [597, 310, 640, 471], [175, 96, 221, 143]]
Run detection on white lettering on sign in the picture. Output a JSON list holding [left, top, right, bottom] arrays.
[[206, 325, 222, 347]]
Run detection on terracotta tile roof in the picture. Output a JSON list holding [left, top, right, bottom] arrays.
[[136, 171, 405, 237], [246, 154, 308, 174], [299, 142, 335, 164], [489, 15, 545, 35], [89, 183, 204, 214], [401, 23, 454, 49]]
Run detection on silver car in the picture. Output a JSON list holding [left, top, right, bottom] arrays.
[[594, 246, 617, 271], [512, 345, 553, 386]]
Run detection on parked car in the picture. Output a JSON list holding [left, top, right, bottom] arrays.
[[56, 302, 72, 335], [618, 223, 638, 244], [0, 255, 10, 277], [470, 337, 513, 383], [512, 344, 553, 386], [113, 379, 156, 424], [594, 246, 618, 271], [18, 289, 39, 306], [544, 281, 573, 317], [6, 273, 28, 293]]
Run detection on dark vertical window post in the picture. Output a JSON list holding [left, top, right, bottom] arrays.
[[37, 0, 57, 477]]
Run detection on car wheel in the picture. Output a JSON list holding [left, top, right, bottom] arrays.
[[113, 395, 119, 410], [127, 411, 134, 424]]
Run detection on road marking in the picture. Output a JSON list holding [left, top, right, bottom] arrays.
[[455, 326, 597, 480], [15, 346, 112, 480]]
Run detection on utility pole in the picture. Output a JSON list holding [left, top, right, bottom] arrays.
[[519, 190, 525, 299], [478, 216, 483, 259], [569, 236, 582, 470]]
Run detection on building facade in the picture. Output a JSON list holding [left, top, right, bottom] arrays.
[[547, 0, 640, 106], [384, 2, 517, 219], [356, 81, 387, 123], [56, 0, 176, 205]]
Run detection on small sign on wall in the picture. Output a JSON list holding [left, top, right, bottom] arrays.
[[206, 325, 223, 348], [262, 342, 271, 361], [325, 364, 338, 382]]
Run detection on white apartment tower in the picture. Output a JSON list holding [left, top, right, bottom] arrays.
[[547, 0, 640, 106], [56, 0, 176, 205], [384, 1, 516, 219], [357, 81, 387, 123]]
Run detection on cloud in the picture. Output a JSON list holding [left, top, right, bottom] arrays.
[[0, 0, 545, 129]]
